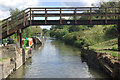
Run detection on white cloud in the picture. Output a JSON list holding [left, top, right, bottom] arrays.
[[0, 10, 9, 20], [40, 25, 51, 30], [0, 0, 110, 20], [62, 0, 110, 7], [0, 0, 39, 9], [0, 0, 40, 20]]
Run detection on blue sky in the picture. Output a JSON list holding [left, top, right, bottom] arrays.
[[0, 0, 110, 29]]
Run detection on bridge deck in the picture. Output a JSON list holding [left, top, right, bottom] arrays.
[[31, 20, 118, 25], [32, 13, 119, 17], [0, 7, 120, 39], [2, 19, 118, 39]]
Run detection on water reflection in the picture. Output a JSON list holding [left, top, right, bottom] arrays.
[[8, 39, 110, 78]]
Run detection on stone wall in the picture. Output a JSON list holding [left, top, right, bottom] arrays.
[[2, 44, 16, 58], [2, 58, 15, 78], [81, 48, 120, 79], [15, 48, 23, 69], [0, 48, 2, 80], [0, 62, 2, 80], [0, 44, 32, 79]]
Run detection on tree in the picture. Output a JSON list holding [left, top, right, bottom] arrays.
[[9, 8, 21, 40], [9, 8, 20, 16], [30, 26, 43, 36], [9, 8, 43, 39], [42, 29, 50, 36]]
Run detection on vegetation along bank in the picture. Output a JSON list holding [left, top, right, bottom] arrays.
[[50, 1, 120, 79]]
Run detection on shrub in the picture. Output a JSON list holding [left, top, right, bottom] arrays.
[[112, 47, 118, 51], [74, 40, 84, 48], [104, 26, 117, 39], [62, 32, 84, 45], [55, 29, 69, 39]]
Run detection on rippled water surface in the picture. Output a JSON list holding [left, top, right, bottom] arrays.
[[8, 38, 110, 78]]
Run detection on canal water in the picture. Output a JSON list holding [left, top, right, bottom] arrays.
[[8, 38, 110, 78]]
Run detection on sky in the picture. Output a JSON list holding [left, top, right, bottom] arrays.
[[0, 0, 110, 29]]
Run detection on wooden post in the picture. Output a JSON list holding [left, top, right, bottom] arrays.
[[105, 8, 107, 24], [60, 8, 62, 24], [90, 8, 92, 24], [6, 19, 9, 35], [0, 24, 2, 40], [17, 29, 22, 48], [87, 10, 89, 20], [30, 8, 32, 25], [74, 8, 77, 24], [118, 7, 120, 51], [23, 11, 25, 27], [45, 8, 47, 24], [32, 11, 34, 20], [115, 8, 117, 19], [118, 19, 120, 51]]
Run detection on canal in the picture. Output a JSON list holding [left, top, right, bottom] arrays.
[[8, 38, 110, 78]]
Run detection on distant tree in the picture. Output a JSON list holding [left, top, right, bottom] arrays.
[[42, 29, 48, 34], [42, 29, 50, 36], [9, 8, 20, 16], [9, 8, 43, 39], [9, 8, 21, 40], [69, 25, 88, 32], [30, 26, 43, 36]]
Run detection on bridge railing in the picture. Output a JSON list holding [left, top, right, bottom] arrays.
[[0, 7, 120, 39], [0, 8, 31, 35], [30, 7, 120, 24]]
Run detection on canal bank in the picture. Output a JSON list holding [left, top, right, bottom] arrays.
[[0, 36, 44, 79], [81, 48, 120, 79], [0, 44, 32, 79], [8, 39, 111, 78]]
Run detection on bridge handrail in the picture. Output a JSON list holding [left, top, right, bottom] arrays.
[[0, 8, 29, 22], [0, 8, 30, 34], [0, 7, 120, 22], [0, 7, 120, 39], [29, 7, 120, 9], [0, 7, 119, 23]]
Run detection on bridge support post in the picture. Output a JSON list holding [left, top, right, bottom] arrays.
[[118, 7, 120, 51], [30, 8, 32, 24], [118, 21, 120, 51], [32, 11, 34, 20], [17, 29, 22, 48]]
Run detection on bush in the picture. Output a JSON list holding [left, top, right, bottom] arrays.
[[50, 29, 69, 39], [104, 26, 117, 39], [69, 25, 88, 32], [62, 33, 75, 44], [112, 47, 118, 51], [74, 40, 84, 48], [62, 32, 84, 45]]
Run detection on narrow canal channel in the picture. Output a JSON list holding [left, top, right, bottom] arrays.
[[8, 38, 110, 78]]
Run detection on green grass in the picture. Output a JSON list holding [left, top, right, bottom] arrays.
[[83, 25, 107, 45], [96, 49, 119, 57], [0, 58, 7, 62], [88, 38, 119, 57], [90, 38, 118, 50]]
